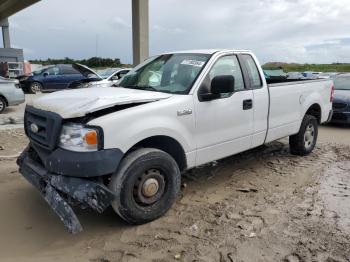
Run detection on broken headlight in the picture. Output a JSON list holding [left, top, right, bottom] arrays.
[[59, 123, 101, 152]]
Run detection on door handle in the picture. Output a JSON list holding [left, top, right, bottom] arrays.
[[243, 99, 253, 110]]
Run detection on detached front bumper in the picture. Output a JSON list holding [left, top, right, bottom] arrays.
[[17, 148, 117, 234]]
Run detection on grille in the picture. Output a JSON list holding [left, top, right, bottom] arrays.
[[332, 102, 348, 110], [24, 106, 62, 150]]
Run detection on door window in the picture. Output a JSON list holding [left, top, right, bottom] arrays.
[[46, 67, 60, 76], [241, 55, 262, 89], [208, 55, 245, 93], [60, 67, 80, 75]]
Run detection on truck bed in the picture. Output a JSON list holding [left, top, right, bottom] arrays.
[[265, 78, 333, 144], [267, 78, 330, 86]]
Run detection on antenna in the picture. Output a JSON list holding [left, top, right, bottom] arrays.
[[95, 34, 99, 57]]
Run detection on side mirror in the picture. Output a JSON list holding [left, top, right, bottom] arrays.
[[199, 75, 235, 101], [211, 75, 235, 94], [43, 72, 49, 77]]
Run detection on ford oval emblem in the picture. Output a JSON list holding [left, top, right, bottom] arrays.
[[30, 123, 39, 133]]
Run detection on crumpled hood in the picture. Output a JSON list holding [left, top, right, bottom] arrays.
[[334, 90, 350, 101], [28, 87, 172, 119], [73, 63, 102, 80]]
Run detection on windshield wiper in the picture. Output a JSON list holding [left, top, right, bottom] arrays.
[[124, 85, 158, 91]]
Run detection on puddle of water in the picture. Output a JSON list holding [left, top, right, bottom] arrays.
[[319, 161, 350, 232]]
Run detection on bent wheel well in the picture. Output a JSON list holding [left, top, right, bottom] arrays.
[[128, 136, 187, 171], [0, 95, 8, 106], [305, 104, 321, 124]]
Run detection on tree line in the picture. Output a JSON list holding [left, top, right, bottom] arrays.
[[263, 62, 350, 72], [29, 57, 130, 68]]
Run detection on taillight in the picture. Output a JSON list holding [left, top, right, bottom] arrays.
[[330, 85, 335, 102]]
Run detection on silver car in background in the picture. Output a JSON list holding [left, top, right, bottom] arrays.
[[0, 76, 25, 113]]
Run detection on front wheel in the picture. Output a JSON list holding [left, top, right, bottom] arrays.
[[109, 148, 181, 224], [289, 114, 318, 156], [29, 82, 42, 94]]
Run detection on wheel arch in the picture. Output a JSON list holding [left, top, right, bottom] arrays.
[[31, 80, 43, 85], [305, 103, 322, 124], [0, 95, 8, 106], [125, 135, 187, 172]]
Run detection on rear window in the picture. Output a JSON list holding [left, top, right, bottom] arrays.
[[241, 55, 262, 89]]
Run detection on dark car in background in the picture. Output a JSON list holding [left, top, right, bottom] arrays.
[[18, 64, 102, 94], [331, 73, 350, 125]]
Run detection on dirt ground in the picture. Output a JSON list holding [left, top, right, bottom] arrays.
[[0, 125, 349, 262]]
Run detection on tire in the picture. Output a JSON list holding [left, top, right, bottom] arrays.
[[289, 114, 318, 156], [0, 97, 6, 113], [109, 148, 181, 224], [29, 82, 42, 94]]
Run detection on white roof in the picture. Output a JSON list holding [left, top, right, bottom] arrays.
[[161, 49, 251, 55]]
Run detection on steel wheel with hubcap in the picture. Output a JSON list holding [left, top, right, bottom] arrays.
[[30, 82, 42, 94], [134, 168, 166, 206], [290, 114, 318, 156], [109, 148, 181, 224], [304, 124, 315, 150]]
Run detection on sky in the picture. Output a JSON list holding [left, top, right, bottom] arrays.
[[6, 0, 350, 64]]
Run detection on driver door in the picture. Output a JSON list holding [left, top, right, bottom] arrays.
[[43, 66, 61, 91], [194, 55, 254, 166]]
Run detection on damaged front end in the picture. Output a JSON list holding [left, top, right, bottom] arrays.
[[17, 106, 124, 233], [17, 147, 117, 234]]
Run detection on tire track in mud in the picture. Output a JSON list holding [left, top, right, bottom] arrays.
[[90, 142, 350, 262]]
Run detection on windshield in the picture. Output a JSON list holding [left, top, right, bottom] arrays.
[[98, 68, 119, 79], [334, 76, 350, 90], [118, 53, 211, 94]]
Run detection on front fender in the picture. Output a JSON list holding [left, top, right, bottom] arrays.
[[101, 115, 194, 153], [88, 96, 196, 154]]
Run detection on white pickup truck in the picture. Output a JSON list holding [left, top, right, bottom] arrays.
[[17, 49, 334, 233]]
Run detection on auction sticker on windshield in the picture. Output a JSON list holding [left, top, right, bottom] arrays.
[[181, 60, 206, 67]]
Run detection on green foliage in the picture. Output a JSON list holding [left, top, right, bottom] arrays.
[[29, 57, 130, 68], [263, 62, 350, 73]]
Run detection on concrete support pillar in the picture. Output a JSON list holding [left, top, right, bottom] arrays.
[[132, 0, 149, 66], [1, 18, 11, 48]]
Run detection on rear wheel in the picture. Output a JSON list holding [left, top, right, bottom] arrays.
[[0, 97, 6, 113], [289, 114, 318, 156], [29, 82, 42, 94], [109, 148, 181, 224]]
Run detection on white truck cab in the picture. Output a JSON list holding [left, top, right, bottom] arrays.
[[18, 49, 334, 233]]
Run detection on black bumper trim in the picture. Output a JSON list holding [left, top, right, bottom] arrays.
[[40, 146, 123, 178], [18, 149, 117, 233]]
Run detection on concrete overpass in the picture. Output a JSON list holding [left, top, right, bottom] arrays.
[[0, 0, 149, 65]]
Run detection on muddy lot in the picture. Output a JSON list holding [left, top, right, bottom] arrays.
[[0, 126, 349, 262]]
